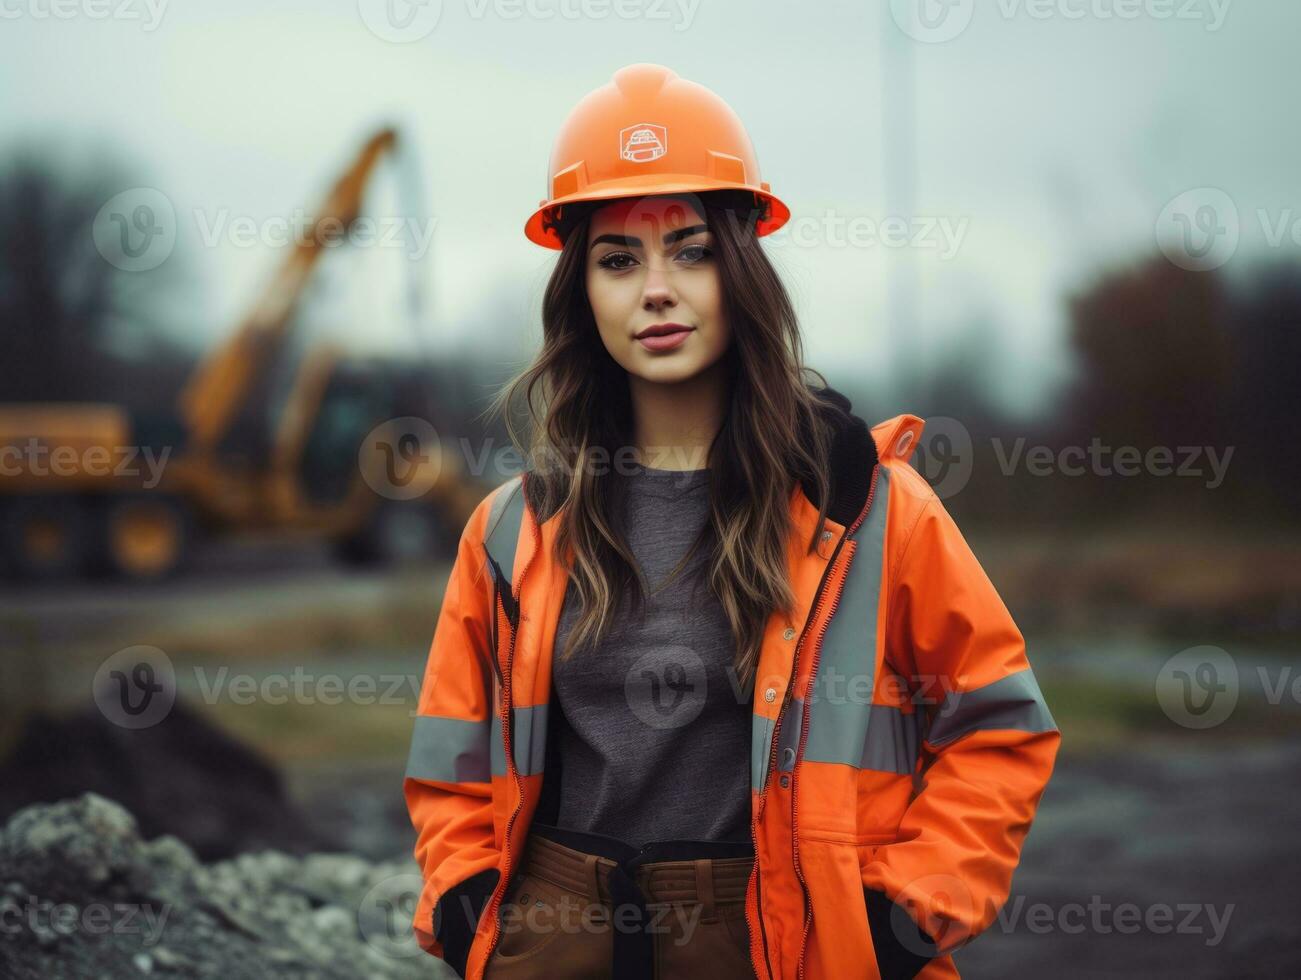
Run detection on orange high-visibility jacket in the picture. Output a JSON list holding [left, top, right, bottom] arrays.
[[404, 388, 1060, 979]]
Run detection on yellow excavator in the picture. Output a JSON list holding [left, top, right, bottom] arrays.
[[0, 129, 485, 581]]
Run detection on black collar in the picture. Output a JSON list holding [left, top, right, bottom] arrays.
[[800, 384, 880, 529]]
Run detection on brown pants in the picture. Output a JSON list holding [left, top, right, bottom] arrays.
[[484, 822, 756, 979]]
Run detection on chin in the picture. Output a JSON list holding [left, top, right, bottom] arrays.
[[627, 354, 710, 386]]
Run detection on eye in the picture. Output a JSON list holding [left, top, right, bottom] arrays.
[[676, 243, 712, 264], [596, 250, 637, 271]]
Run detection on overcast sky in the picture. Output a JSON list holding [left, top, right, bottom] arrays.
[[3, 0, 1297, 416]]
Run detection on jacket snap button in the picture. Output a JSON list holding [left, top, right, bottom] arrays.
[[780, 775, 790, 788], [764, 687, 776, 703], [782, 627, 795, 641], [820, 530, 832, 541]]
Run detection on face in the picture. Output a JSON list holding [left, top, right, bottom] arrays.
[[584, 195, 730, 386]]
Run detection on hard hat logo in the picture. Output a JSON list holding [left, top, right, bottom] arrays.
[[619, 124, 667, 164]]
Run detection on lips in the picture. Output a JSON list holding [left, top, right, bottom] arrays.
[[634, 322, 694, 352]]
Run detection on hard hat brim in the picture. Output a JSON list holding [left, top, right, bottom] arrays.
[[524, 175, 790, 249]]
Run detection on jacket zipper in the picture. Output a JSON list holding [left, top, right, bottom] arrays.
[[792, 465, 879, 980], [479, 479, 540, 975], [748, 512, 854, 980]]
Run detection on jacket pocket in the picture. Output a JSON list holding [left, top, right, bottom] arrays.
[[797, 838, 876, 978], [489, 869, 573, 963]]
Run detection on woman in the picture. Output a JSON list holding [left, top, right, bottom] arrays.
[[405, 64, 1059, 980]]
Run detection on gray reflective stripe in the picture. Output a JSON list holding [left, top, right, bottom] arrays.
[[484, 476, 526, 586], [801, 467, 913, 774], [490, 703, 549, 777], [750, 713, 775, 793], [858, 704, 920, 774], [405, 714, 492, 783], [751, 468, 915, 783], [926, 668, 1057, 747]]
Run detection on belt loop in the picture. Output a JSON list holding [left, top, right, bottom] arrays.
[[694, 859, 716, 921], [583, 854, 602, 903]]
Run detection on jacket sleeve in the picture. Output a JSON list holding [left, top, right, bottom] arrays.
[[861, 488, 1060, 975], [403, 497, 503, 975]]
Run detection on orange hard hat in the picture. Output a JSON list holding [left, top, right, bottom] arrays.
[[524, 63, 790, 249]]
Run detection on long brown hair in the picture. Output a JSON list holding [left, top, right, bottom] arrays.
[[489, 190, 839, 696]]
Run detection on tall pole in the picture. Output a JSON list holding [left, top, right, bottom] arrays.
[[880, 6, 923, 403]]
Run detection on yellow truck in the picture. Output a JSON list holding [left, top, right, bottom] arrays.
[[0, 129, 484, 581]]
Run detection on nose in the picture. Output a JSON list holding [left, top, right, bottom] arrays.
[[641, 261, 677, 313]]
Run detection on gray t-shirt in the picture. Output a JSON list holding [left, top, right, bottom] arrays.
[[550, 463, 752, 846]]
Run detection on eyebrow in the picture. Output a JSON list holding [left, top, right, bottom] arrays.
[[589, 223, 709, 251]]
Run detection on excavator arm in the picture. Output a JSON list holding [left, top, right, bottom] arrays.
[[176, 128, 398, 455]]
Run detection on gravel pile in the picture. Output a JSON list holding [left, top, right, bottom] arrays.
[[0, 793, 443, 980]]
